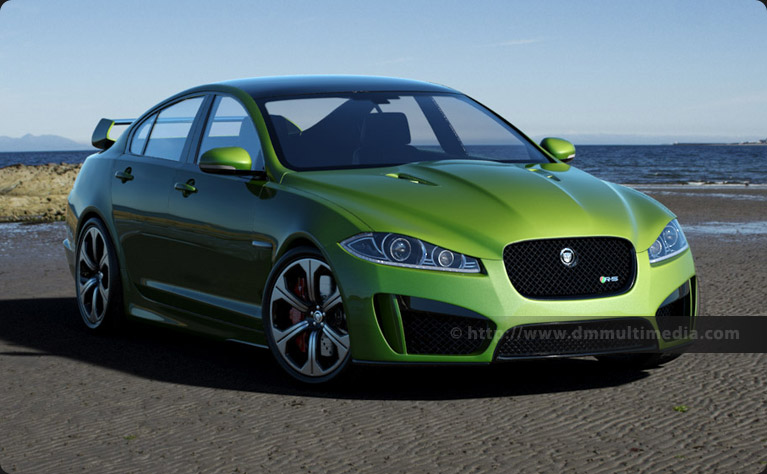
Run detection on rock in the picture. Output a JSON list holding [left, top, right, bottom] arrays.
[[0, 163, 82, 222]]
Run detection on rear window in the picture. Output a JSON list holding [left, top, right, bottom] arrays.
[[141, 97, 204, 161], [129, 115, 155, 155]]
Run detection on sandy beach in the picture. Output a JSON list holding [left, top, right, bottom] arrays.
[[2, 0, 766, 469], [0, 174, 765, 472]]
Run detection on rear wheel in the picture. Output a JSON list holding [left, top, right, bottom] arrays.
[[75, 218, 123, 331], [263, 247, 351, 383]]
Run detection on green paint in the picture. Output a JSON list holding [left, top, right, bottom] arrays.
[[66, 76, 697, 375], [199, 146, 252, 172], [540, 137, 576, 162]]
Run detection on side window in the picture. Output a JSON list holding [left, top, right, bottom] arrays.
[[198, 96, 264, 170], [129, 114, 156, 155], [144, 97, 204, 161]]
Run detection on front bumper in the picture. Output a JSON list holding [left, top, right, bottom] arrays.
[[326, 243, 697, 364], [63, 237, 76, 280]]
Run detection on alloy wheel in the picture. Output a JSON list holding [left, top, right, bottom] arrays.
[[268, 257, 350, 379], [76, 226, 111, 329]]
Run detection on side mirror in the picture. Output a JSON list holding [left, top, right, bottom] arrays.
[[539, 138, 575, 163], [199, 146, 265, 178]]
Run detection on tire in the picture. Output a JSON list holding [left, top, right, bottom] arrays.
[[263, 247, 351, 383], [596, 352, 682, 370], [74, 217, 123, 332]]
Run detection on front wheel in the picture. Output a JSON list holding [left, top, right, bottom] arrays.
[[263, 247, 351, 383]]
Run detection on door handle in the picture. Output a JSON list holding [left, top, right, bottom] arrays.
[[174, 180, 197, 197], [114, 168, 134, 183]]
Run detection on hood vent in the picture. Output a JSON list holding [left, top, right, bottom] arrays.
[[526, 167, 561, 182], [384, 173, 436, 186]]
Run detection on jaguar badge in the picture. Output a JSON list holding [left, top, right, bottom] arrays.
[[560, 248, 576, 267]]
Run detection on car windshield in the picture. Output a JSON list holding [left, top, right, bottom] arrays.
[[259, 92, 550, 170]]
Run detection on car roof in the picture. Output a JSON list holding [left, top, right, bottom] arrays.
[[211, 75, 460, 99]]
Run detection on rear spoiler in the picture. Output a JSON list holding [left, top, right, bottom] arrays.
[[92, 118, 135, 150]]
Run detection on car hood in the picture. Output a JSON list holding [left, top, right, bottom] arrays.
[[284, 160, 675, 259]]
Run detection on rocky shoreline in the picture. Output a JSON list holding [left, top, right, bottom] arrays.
[[0, 163, 81, 222]]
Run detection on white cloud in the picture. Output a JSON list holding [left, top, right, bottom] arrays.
[[485, 38, 544, 47], [374, 57, 415, 66]]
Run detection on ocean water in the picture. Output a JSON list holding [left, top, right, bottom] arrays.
[[576, 145, 767, 185], [1, 145, 766, 184], [0, 150, 93, 169]]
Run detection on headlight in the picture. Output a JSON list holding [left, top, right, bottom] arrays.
[[648, 219, 689, 264], [340, 233, 481, 273]]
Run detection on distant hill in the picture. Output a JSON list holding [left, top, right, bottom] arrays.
[[530, 133, 764, 146], [0, 134, 91, 152]]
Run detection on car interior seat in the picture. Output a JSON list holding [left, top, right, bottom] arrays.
[[352, 112, 417, 166]]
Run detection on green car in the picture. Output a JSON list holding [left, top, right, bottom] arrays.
[[64, 76, 697, 383]]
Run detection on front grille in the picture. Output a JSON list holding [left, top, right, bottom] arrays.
[[399, 298, 493, 355], [495, 318, 657, 359], [503, 237, 636, 299]]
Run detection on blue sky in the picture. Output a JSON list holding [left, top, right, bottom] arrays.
[[1, 0, 765, 145]]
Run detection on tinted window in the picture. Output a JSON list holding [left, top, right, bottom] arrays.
[[432, 95, 537, 162], [261, 93, 547, 170], [198, 96, 264, 170], [144, 97, 204, 161], [129, 114, 156, 155], [376, 96, 440, 149]]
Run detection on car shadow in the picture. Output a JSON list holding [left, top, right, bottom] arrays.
[[0, 298, 651, 400]]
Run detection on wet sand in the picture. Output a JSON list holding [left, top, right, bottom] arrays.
[[634, 185, 767, 316], [0, 187, 765, 472]]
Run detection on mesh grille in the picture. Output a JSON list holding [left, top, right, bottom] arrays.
[[401, 307, 493, 355], [503, 237, 636, 299], [495, 318, 657, 359], [656, 278, 695, 341]]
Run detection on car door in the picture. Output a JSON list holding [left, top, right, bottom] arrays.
[[161, 95, 272, 331], [111, 95, 206, 304]]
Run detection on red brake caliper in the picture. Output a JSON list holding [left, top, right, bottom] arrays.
[[289, 277, 308, 352]]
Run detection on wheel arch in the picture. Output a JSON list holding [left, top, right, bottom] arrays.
[[76, 207, 104, 234], [75, 207, 116, 247], [275, 233, 323, 261], [73, 207, 128, 291]]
